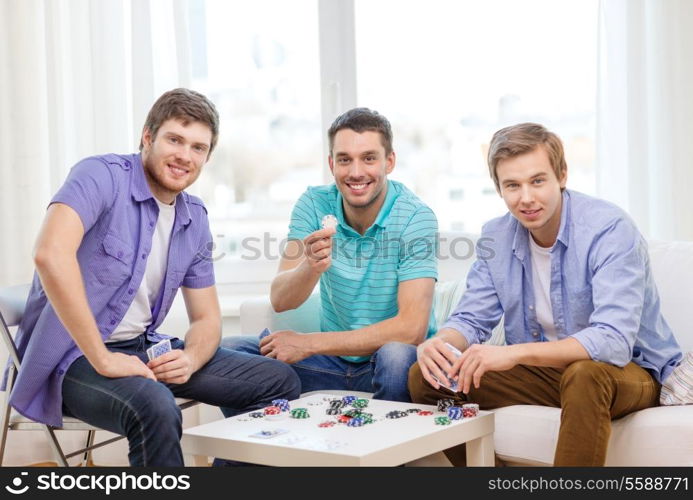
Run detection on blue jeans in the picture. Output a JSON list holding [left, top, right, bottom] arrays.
[[61, 334, 301, 466], [221, 331, 417, 402]]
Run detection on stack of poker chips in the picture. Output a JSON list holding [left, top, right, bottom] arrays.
[[341, 395, 357, 405], [418, 410, 433, 416], [347, 417, 366, 427], [290, 408, 310, 419], [271, 399, 290, 412], [264, 405, 285, 420], [385, 410, 408, 419], [434, 416, 452, 425], [437, 399, 456, 412], [447, 407, 463, 420], [462, 403, 479, 418], [248, 411, 264, 419], [351, 398, 369, 409], [342, 408, 363, 418], [318, 421, 336, 428]]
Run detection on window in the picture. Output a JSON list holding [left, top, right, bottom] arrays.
[[355, 0, 598, 233]]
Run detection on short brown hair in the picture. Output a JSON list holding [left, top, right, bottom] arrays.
[[487, 123, 567, 192], [139, 88, 220, 156], [328, 107, 393, 156]]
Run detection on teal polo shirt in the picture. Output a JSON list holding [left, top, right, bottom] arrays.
[[287, 180, 438, 363]]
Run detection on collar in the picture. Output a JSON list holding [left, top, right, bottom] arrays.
[[335, 180, 398, 235]]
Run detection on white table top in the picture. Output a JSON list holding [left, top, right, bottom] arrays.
[[182, 393, 494, 466]]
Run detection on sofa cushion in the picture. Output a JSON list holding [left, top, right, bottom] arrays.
[[492, 404, 693, 466], [660, 351, 693, 405]]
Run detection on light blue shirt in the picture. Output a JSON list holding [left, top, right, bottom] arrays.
[[443, 190, 681, 383], [288, 180, 438, 363]]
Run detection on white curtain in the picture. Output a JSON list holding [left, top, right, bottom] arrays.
[[597, 0, 693, 241], [0, 0, 192, 465]]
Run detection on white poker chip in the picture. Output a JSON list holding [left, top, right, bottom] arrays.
[[321, 214, 337, 230]]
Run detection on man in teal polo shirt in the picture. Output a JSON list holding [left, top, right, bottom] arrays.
[[223, 108, 437, 401]]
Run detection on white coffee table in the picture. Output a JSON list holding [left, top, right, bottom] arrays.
[[181, 393, 494, 466]]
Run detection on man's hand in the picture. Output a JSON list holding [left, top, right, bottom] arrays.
[[450, 344, 519, 394], [94, 351, 156, 381], [260, 330, 313, 364], [147, 349, 196, 384], [416, 337, 461, 390], [302, 227, 336, 275]]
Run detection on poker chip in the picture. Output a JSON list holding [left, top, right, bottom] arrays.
[[406, 408, 421, 413], [325, 407, 342, 416], [341, 395, 357, 405], [346, 417, 366, 427], [321, 214, 338, 230], [434, 416, 452, 426], [418, 410, 433, 416], [264, 406, 281, 416], [462, 403, 479, 418], [437, 399, 456, 412], [385, 410, 408, 419], [337, 415, 352, 424], [329, 400, 346, 409], [318, 421, 336, 428], [351, 398, 369, 409], [342, 409, 363, 418], [271, 399, 290, 412], [359, 413, 375, 424], [249, 412, 265, 419], [290, 408, 310, 419], [447, 407, 463, 420]]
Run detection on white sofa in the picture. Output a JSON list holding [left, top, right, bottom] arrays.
[[240, 231, 693, 466]]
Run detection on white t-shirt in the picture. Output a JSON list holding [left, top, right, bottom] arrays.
[[107, 198, 176, 342], [529, 234, 558, 342]]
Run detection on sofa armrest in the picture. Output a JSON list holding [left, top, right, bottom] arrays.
[[239, 293, 322, 335]]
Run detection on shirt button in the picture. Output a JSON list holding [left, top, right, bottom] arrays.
[[110, 319, 116, 326], [529, 305, 534, 311], [128, 288, 134, 295], [124, 160, 131, 168], [141, 253, 147, 259], [57, 369, 64, 375], [149, 221, 155, 228], [532, 331, 539, 337]]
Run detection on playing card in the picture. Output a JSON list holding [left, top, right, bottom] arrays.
[[146, 339, 172, 361], [248, 428, 289, 439], [434, 342, 462, 392]]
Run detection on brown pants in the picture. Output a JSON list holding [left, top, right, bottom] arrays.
[[408, 360, 660, 466]]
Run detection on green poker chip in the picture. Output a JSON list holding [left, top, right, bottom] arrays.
[[290, 408, 310, 419], [434, 416, 451, 426]]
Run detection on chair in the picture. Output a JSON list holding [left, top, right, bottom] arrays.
[[0, 284, 198, 466]]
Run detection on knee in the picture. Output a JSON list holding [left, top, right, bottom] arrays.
[[374, 342, 417, 372], [124, 381, 181, 431], [220, 335, 259, 353], [263, 358, 301, 400], [560, 360, 613, 399], [407, 362, 427, 402]]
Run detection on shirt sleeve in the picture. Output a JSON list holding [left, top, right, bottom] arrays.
[[287, 189, 319, 241], [442, 247, 504, 346], [182, 209, 216, 289], [50, 157, 116, 233], [570, 218, 646, 367], [397, 206, 438, 282]]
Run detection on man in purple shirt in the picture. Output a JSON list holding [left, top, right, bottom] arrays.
[[5, 89, 300, 466]]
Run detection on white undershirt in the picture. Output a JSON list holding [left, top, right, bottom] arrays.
[[107, 198, 176, 342], [528, 235, 558, 342]]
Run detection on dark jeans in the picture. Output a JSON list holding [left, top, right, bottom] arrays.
[[62, 334, 301, 466], [222, 332, 417, 402]]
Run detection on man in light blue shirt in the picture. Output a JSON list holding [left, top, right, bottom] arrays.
[[409, 123, 681, 466], [224, 108, 438, 401]]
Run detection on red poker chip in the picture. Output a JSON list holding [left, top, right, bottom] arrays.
[[337, 415, 352, 423], [318, 421, 336, 428], [264, 405, 281, 415], [418, 410, 433, 416]]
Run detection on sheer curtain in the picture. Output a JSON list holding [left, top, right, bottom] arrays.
[[597, 0, 693, 241], [0, 0, 191, 465]]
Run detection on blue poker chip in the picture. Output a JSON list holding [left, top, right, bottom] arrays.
[[346, 417, 366, 427], [447, 407, 463, 420], [342, 395, 357, 404], [271, 399, 290, 412]]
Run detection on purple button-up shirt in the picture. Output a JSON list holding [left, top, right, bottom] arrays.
[[5, 153, 215, 427]]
